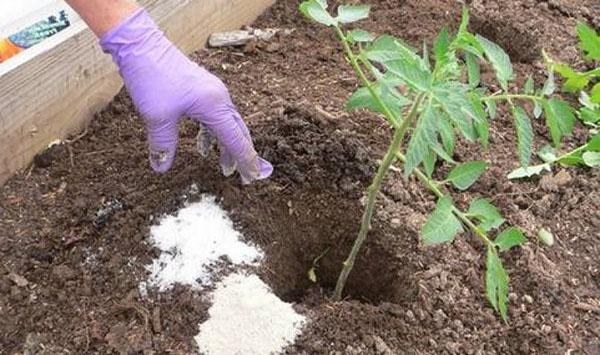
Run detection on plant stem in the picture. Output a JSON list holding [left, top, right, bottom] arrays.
[[331, 26, 493, 300], [334, 27, 401, 130], [332, 94, 425, 301], [395, 152, 494, 247], [556, 142, 589, 162], [482, 94, 542, 102]]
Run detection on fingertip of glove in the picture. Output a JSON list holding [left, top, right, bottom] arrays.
[[257, 157, 274, 179], [239, 157, 273, 185], [149, 149, 175, 173]]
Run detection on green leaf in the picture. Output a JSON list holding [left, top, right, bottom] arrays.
[[524, 76, 535, 94], [404, 103, 438, 176], [583, 151, 600, 167], [557, 154, 585, 166], [299, 0, 337, 26], [507, 163, 552, 179], [486, 247, 509, 321], [347, 29, 375, 43], [552, 99, 576, 135], [438, 117, 456, 156], [545, 102, 564, 147], [453, 8, 484, 57], [495, 227, 527, 252], [432, 144, 456, 163], [433, 83, 478, 141], [470, 93, 489, 147], [468, 198, 505, 232], [564, 75, 590, 93], [577, 22, 600, 60], [465, 52, 481, 88], [485, 99, 497, 120], [476, 35, 513, 90], [554, 64, 590, 92], [580, 107, 600, 124], [591, 83, 600, 104], [365, 35, 421, 64], [587, 134, 600, 151], [337, 4, 371, 24], [542, 71, 556, 97], [382, 59, 432, 91], [422, 40, 430, 70], [458, 7, 470, 34], [538, 145, 558, 163], [365, 36, 432, 91], [579, 91, 596, 109], [434, 26, 451, 73], [421, 195, 463, 245], [446, 161, 487, 190], [544, 98, 576, 147], [513, 106, 533, 167], [533, 101, 543, 119], [346, 83, 409, 119], [346, 87, 376, 111], [423, 149, 437, 177]]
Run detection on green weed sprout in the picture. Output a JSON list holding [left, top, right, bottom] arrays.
[[297, 0, 575, 321], [508, 22, 600, 178]]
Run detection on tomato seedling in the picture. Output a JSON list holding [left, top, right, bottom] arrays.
[[299, 1, 575, 321]]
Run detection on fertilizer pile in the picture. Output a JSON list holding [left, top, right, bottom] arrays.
[[142, 194, 306, 354]]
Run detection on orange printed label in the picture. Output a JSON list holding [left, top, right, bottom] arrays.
[[0, 38, 23, 63]]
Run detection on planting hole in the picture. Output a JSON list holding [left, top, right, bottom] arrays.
[[251, 192, 419, 305], [234, 107, 420, 305], [470, 14, 540, 63]]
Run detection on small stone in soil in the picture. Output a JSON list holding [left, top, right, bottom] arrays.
[[52, 265, 77, 281], [93, 199, 124, 228], [372, 335, 393, 354], [8, 273, 29, 287], [380, 302, 404, 317], [539, 170, 572, 192]]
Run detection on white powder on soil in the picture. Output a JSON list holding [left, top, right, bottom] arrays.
[[145, 195, 263, 291], [195, 273, 306, 355], [143, 194, 306, 354]]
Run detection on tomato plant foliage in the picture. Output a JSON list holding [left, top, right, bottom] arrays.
[[541, 23, 600, 169], [300, 1, 583, 321], [507, 21, 600, 178]]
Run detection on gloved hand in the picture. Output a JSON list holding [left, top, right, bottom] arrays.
[[100, 8, 272, 184]]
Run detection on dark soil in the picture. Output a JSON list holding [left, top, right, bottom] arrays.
[[1, 0, 599, 354]]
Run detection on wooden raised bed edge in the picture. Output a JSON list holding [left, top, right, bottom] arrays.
[[0, 0, 275, 185]]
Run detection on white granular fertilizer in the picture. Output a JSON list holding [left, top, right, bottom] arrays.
[[145, 195, 263, 290], [195, 273, 306, 355]]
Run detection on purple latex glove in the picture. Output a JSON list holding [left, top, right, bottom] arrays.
[[100, 9, 272, 184]]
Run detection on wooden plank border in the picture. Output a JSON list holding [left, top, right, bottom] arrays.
[[0, 0, 275, 185]]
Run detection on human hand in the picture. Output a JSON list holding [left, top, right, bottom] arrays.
[[100, 9, 272, 184]]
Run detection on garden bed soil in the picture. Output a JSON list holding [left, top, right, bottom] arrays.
[[1, 0, 599, 354]]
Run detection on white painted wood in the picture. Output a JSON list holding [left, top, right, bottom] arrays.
[[209, 29, 279, 47], [0, 0, 275, 185], [0, 1, 78, 38], [0, 0, 58, 29]]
